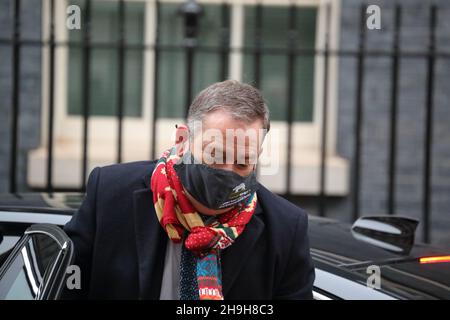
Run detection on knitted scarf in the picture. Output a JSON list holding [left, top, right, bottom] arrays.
[[150, 146, 257, 300]]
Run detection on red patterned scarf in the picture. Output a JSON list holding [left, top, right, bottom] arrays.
[[150, 147, 257, 300]]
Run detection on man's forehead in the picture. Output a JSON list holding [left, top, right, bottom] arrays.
[[201, 140, 259, 154], [199, 128, 261, 151], [188, 111, 266, 160], [201, 109, 264, 131], [200, 128, 261, 142]]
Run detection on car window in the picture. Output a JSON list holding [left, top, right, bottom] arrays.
[[2, 252, 34, 299], [0, 236, 20, 256], [0, 236, 20, 267], [0, 222, 32, 258], [0, 234, 60, 300]]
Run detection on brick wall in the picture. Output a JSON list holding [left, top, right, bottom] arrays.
[[0, 0, 42, 192], [296, 0, 450, 246]]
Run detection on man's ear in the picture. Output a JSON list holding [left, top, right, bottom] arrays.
[[175, 124, 189, 156]]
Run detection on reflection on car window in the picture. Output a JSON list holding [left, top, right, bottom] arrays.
[[4, 253, 34, 300], [32, 234, 60, 275], [0, 236, 20, 267], [0, 236, 20, 255], [0, 234, 61, 300]]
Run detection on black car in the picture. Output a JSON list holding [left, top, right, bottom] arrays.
[[0, 193, 449, 300]]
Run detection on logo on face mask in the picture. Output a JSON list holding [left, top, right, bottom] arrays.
[[225, 182, 251, 206], [232, 183, 246, 193]]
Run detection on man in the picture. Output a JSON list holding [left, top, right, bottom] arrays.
[[64, 80, 315, 300]]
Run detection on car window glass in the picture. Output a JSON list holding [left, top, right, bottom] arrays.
[[0, 236, 20, 257], [0, 234, 61, 300]]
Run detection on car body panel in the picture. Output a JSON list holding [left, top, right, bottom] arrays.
[[309, 217, 450, 299], [0, 193, 449, 300]]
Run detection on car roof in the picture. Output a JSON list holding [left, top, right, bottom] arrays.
[[0, 193, 82, 214], [309, 216, 450, 299], [309, 215, 450, 263], [1, 193, 449, 299]]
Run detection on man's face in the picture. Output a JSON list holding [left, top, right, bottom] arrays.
[[189, 109, 264, 177], [178, 109, 265, 215]]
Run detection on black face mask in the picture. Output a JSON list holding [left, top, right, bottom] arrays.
[[173, 151, 259, 210]]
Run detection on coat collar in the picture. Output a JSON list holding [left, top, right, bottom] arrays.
[[133, 164, 264, 299]]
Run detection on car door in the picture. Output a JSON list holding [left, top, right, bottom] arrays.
[[0, 224, 73, 300]]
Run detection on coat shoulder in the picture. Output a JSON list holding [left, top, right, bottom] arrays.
[[256, 183, 308, 230], [99, 160, 157, 178], [90, 160, 157, 197]]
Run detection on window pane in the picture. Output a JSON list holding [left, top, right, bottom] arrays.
[[158, 51, 186, 118], [157, 3, 229, 118], [67, 0, 144, 117], [0, 252, 35, 299], [193, 52, 224, 97], [243, 6, 317, 122], [295, 7, 317, 122], [243, 54, 288, 120], [0, 235, 60, 300]]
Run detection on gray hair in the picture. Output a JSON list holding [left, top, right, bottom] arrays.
[[187, 80, 270, 135]]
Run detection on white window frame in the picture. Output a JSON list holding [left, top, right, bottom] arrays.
[[42, 0, 155, 155]]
